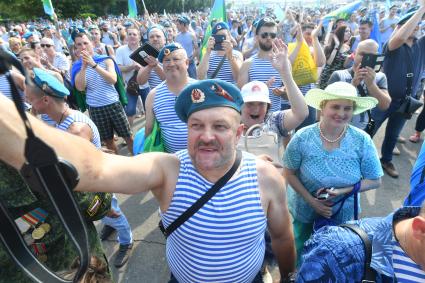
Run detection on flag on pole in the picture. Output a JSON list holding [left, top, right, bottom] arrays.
[[322, 1, 362, 26], [41, 0, 54, 16], [370, 10, 382, 52], [200, 0, 226, 59], [128, 0, 138, 19]]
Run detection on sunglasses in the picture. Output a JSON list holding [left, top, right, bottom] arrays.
[[260, 32, 277, 39], [40, 44, 52, 48]]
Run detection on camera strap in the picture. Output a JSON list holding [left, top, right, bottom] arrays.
[[0, 50, 89, 283], [209, 55, 226, 79]]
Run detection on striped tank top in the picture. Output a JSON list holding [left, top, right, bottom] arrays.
[[56, 110, 102, 149], [207, 51, 236, 83], [161, 150, 267, 283], [248, 55, 284, 112], [0, 74, 28, 109], [392, 241, 425, 282], [85, 60, 119, 107], [153, 79, 196, 153], [148, 66, 164, 90]]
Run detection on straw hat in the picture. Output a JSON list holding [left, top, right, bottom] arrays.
[[305, 82, 378, 115]]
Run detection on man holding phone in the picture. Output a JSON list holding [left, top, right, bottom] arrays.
[[328, 39, 391, 132], [197, 22, 243, 83]]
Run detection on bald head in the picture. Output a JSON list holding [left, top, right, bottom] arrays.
[[354, 39, 379, 67]]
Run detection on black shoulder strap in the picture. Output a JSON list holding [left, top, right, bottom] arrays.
[[159, 150, 242, 238], [340, 224, 376, 283], [105, 44, 110, 56], [405, 49, 414, 97], [357, 85, 373, 124], [209, 55, 226, 79]]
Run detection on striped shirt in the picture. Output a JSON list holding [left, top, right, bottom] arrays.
[[85, 60, 119, 107], [53, 52, 70, 73], [153, 79, 196, 153], [56, 110, 101, 149], [207, 51, 238, 83], [148, 67, 164, 90], [248, 55, 284, 112], [393, 241, 425, 283], [0, 74, 29, 109], [161, 150, 267, 283]]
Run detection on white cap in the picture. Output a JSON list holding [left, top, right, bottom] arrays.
[[241, 81, 271, 104]]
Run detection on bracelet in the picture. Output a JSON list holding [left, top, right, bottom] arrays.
[[92, 64, 98, 69]]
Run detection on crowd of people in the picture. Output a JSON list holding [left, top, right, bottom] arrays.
[[0, 0, 425, 282]]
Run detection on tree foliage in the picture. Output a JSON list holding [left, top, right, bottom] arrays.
[[0, 0, 210, 21]]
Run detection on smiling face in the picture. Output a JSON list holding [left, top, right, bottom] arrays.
[[162, 49, 189, 80], [241, 102, 268, 130], [187, 107, 243, 174], [148, 28, 166, 50], [320, 99, 354, 128]]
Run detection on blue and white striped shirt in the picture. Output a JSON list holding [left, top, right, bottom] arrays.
[[153, 79, 196, 153], [248, 55, 284, 112], [148, 67, 164, 90], [207, 51, 238, 84], [392, 241, 425, 283], [85, 60, 119, 107], [161, 150, 267, 283], [56, 110, 101, 148]]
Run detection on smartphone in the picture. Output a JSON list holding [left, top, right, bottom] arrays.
[[129, 42, 160, 66], [317, 187, 335, 200], [213, 34, 225, 51], [361, 53, 385, 72]]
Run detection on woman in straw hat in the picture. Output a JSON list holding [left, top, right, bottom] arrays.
[[282, 82, 384, 266]]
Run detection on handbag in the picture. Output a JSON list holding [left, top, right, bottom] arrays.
[[159, 151, 242, 238], [395, 49, 423, 119], [287, 41, 318, 85], [238, 124, 283, 166], [357, 85, 376, 136], [126, 71, 139, 96], [313, 182, 361, 232], [143, 118, 165, 153]]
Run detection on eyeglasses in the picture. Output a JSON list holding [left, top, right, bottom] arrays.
[[40, 44, 52, 48], [260, 32, 277, 39]]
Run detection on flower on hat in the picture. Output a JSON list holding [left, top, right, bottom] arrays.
[[211, 83, 234, 102], [191, 89, 205, 103]]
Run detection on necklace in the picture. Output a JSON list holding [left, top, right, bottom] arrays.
[[318, 122, 347, 143], [57, 105, 69, 125]]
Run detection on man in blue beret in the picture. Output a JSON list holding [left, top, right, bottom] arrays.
[[176, 16, 199, 79], [143, 43, 195, 154], [197, 22, 243, 83], [371, 1, 425, 179], [25, 68, 134, 268], [0, 74, 296, 282]]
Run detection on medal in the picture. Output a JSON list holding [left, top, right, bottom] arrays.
[[32, 227, 45, 240], [37, 254, 47, 262], [40, 223, 51, 233]]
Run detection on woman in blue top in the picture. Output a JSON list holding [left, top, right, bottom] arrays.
[[283, 82, 383, 266]]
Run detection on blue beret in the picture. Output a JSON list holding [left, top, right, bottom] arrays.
[[255, 17, 276, 34], [71, 27, 86, 42], [88, 24, 98, 31], [147, 24, 167, 39], [398, 9, 418, 25], [23, 32, 33, 40], [212, 22, 229, 35], [158, 43, 184, 63], [175, 79, 244, 123], [177, 16, 190, 25], [123, 21, 132, 27], [28, 25, 36, 32], [32, 68, 69, 98]]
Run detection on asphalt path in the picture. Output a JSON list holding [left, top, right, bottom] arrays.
[[97, 111, 424, 283]]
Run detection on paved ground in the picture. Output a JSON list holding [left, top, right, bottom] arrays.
[[97, 112, 424, 283]]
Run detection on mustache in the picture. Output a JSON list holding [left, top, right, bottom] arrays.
[[196, 141, 220, 149]]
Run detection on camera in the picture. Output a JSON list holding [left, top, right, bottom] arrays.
[[212, 34, 225, 51]]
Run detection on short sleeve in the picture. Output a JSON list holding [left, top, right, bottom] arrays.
[[283, 133, 302, 170], [360, 135, 384, 180], [115, 48, 125, 65], [266, 111, 289, 138], [377, 73, 388, 90]]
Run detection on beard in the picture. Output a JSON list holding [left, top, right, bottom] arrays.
[[259, 41, 272, 51]]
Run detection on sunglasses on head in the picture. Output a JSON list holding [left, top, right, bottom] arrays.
[[40, 44, 52, 48], [260, 32, 277, 39]]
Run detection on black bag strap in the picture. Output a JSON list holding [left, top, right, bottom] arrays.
[[405, 49, 414, 97], [159, 150, 242, 238], [209, 55, 226, 79], [0, 50, 89, 283], [340, 224, 376, 283]]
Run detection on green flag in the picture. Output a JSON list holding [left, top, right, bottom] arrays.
[[200, 0, 226, 59], [41, 0, 54, 16]]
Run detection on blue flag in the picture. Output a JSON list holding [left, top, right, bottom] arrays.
[[322, 1, 363, 26], [370, 10, 382, 52], [128, 0, 138, 18]]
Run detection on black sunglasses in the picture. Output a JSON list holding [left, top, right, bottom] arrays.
[[260, 32, 277, 39], [40, 44, 52, 48]]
